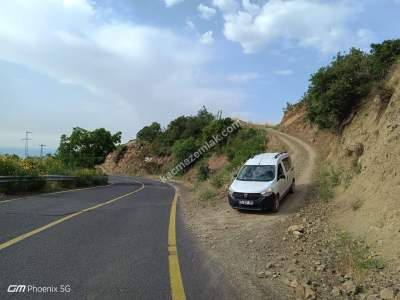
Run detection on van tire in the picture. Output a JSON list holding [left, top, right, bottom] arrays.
[[289, 180, 295, 193], [271, 194, 280, 213]]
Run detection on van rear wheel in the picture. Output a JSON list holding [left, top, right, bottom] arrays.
[[271, 194, 280, 213]]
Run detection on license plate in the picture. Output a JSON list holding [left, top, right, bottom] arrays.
[[239, 200, 254, 205]]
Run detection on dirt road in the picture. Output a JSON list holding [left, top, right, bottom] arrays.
[[178, 128, 317, 299]]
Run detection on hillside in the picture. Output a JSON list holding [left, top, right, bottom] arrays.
[[280, 63, 400, 263]]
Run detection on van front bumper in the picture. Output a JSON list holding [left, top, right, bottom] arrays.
[[228, 193, 276, 211]]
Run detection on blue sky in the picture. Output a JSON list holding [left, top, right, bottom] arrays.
[[0, 0, 399, 150]]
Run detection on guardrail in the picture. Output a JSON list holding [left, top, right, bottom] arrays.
[[0, 175, 77, 183]]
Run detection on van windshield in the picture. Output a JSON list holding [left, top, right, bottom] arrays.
[[236, 165, 275, 182]]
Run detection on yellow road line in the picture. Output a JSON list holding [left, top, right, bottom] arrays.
[[0, 183, 145, 251], [168, 191, 186, 300], [0, 183, 114, 204]]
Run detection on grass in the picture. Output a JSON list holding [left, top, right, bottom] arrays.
[[316, 163, 342, 201], [333, 231, 385, 277], [197, 188, 217, 207]]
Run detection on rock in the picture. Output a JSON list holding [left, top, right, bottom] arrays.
[[331, 287, 341, 297], [380, 288, 394, 299], [293, 231, 303, 238], [342, 280, 357, 295], [295, 285, 305, 299], [316, 264, 326, 272], [304, 285, 316, 299], [295, 284, 316, 299], [257, 271, 266, 278], [266, 262, 274, 269], [289, 279, 300, 288], [345, 143, 364, 157], [264, 271, 273, 277], [288, 225, 305, 233], [366, 295, 380, 300]]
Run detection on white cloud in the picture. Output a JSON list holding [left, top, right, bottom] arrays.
[[274, 69, 294, 76], [198, 4, 217, 20], [212, 0, 240, 14], [164, 0, 184, 7], [227, 72, 258, 83], [216, 0, 372, 54], [199, 31, 214, 45], [0, 0, 243, 144], [186, 19, 195, 31]]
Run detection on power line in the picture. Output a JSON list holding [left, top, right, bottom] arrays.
[[21, 131, 32, 159]]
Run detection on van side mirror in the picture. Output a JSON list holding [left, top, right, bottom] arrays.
[[233, 173, 237, 178], [278, 174, 285, 180]]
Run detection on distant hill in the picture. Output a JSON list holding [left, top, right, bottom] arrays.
[[0, 147, 55, 158]]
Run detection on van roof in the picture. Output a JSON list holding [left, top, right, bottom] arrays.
[[244, 152, 288, 166]]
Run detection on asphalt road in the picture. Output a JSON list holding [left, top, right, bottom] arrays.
[[0, 176, 237, 300]]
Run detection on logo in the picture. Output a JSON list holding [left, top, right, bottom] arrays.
[[7, 285, 26, 293], [243, 193, 248, 198]]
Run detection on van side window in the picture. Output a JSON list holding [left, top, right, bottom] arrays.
[[277, 163, 285, 178], [282, 157, 292, 171]]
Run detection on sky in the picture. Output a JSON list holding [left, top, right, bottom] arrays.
[[0, 0, 399, 151]]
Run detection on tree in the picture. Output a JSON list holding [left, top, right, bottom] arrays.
[[136, 122, 162, 142], [304, 48, 372, 129], [58, 127, 121, 168], [370, 39, 400, 79]]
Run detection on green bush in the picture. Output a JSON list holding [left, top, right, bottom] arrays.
[[317, 164, 342, 201], [304, 48, 372, 129], [210, 170, 229, 189], [58, 127, 121, 168], [226, 128, 267, 167], [199, 188, 217, 202], [171, 137, 198, 166], [136, 122, 162, 142], [72, 168, 108, 187], [196, 162, 210, 181], [370, 39, 400, 79], [303, 39, 400, 130]]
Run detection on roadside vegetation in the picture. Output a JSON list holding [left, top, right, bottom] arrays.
[[135, 107, 267, 175], [285, 39, 400, 130], [132, 107, 268, 206], [0, 127, 119, 195]]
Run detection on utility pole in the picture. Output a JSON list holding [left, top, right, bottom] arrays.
[[21, 131, 32, 159], [39, 144, 46, 159]]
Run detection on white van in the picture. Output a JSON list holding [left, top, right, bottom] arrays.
[[228, 152, 295, 212]]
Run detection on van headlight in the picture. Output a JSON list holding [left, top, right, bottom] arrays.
[[228, 188, 234, 197], [261, 187, 273, 197]]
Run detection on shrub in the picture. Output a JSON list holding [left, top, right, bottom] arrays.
[[171, 137, 198, 167], [332, 231, 385, 274], [58, 127, 121, 168], [136, 122, 162, 142], [72, 168, 108, 187], [317, 164, 342, 201], [196, 162, 210, 182], [0, 155, 25, 176], [304, 48, 373, 129], [370, 39, 400, 79], [210, 170, 229, 189], [303, 39, 400, 130], [199, 188, 217, 203], [226, 128, 267, 167]]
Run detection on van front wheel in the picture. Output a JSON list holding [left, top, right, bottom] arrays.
[[271, 194, 280, 213]]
